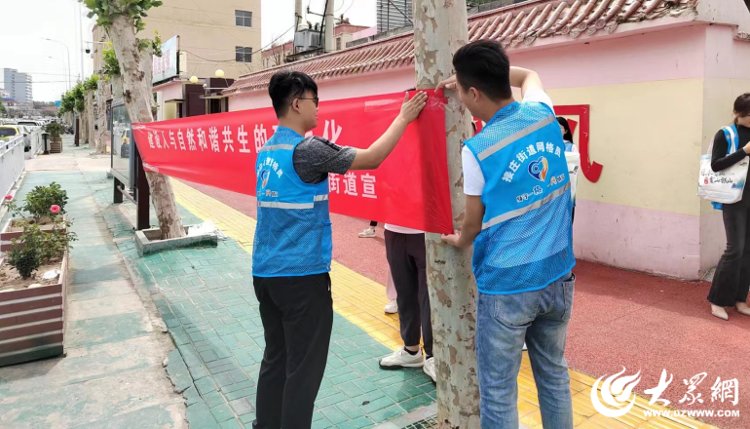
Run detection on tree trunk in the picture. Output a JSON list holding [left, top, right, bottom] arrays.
[[109, 14, 185, 239], [111, 75, 124, 103], [86, 91, 95, 147], [95, 80, 109, 154], [413, 1, 481, 428], [79, 107, 86, 145]]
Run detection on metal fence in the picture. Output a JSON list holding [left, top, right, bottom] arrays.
[[0, 136, 25, 199], [24, 127, 44, 160]]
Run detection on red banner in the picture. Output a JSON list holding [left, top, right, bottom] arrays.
[[132, 91, 454, 233], [555, 105, 599, 182]]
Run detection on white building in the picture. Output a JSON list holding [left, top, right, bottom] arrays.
[[1, 68, 32, 105]]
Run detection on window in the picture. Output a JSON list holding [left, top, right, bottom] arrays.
[[235, 10, 252, 27], [336, 37, 342, 51], [236, 46, 253, 63]]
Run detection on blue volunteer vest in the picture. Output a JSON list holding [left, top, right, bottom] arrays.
[[252, 127, 332, 277], [712, 124, 741, 211], [464, 101, 575, 295]]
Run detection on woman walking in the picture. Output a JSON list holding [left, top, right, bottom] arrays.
[[708, 93, 750, 320]]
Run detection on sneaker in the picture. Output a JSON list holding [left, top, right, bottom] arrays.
[[384, 300, 398, 314], [358, 227, 376, 238], [379, 348, 423, 369], [423, 357, 436, 383]]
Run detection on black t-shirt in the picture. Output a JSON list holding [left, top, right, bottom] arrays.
[[292, 137, 356, 184], [711, 124, 750, 205]]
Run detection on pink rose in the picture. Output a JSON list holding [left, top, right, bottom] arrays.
[[50, 205, 61, 214]]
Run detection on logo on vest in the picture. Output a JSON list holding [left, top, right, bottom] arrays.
[[528, 156, 549, 182], [260, 170, 270, 189]]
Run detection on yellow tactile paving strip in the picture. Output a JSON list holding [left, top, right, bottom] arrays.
[[170, 179, 716, 429]]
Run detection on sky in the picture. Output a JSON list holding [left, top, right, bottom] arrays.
[[0, 0, 376, 103], [1, 0, 95, 102], [262, 0, 376, 48]]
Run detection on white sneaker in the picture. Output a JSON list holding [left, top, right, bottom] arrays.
[[379, 348, 423, 369], [384, 300, 398, 314], [423, 357, 436, 383], [358, 227, 376, 238]]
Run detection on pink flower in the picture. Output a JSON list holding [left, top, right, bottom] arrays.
[[50, 205, 61, 214], [3, 194, 12, 201]]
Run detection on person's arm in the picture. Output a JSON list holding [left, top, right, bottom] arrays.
[[437, 66, 542, 96], [442, 146, 485, 248], [349, 92, 427, 170], [711, 130, 750, 172], [441, 196, 484, 249], [509, 66, 543, 98]]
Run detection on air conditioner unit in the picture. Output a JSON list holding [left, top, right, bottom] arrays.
[[294, 29, 322, 52]]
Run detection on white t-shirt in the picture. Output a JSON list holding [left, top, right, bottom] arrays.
[[462, 89, 554, 196], [384, 224, 424, 234]]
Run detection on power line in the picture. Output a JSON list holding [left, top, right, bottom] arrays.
[[260, 25, 296, 52], [387, 0, 413, 25]]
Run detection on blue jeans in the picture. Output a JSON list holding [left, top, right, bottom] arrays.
[[476, 274, 575, 429]]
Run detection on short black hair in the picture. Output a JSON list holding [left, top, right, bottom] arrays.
[[268, 70, 318, 117], [452, 40, 511, 101], [734, 93, 750, 117], [557, 117, 573, 142]]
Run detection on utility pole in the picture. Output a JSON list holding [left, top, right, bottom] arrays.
[[413, 1, 480, 428], [323, 0, 335, 52], [295, 0, 303, 31]]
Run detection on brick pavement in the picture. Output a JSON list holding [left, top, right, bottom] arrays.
[[0, 140, 185, 429], [101, 189, 436, 428]]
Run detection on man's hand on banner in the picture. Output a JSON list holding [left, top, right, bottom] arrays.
[[399, 91, 428, 123]]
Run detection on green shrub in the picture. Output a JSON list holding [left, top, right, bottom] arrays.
[[44, 122, 66, 139], [8, 225, 44, 279], [8, 222, 77, 279], [23, 182, 69, 220]]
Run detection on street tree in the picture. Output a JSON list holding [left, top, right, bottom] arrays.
[[82, 0, 185, 239], [413, 1, 481, 428], [0, 99, 7, 117], [82, 74, 99, 146]]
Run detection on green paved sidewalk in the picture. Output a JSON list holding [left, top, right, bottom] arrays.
[[90, 177, 436, 427], [0, 146, 185, 429]]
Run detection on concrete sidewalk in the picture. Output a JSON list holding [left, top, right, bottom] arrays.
[[0, 137, 185, 428]]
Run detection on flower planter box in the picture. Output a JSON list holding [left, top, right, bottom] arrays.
[[0, 219, 66, 252], [0, 250, 69, 367], [49, 136, 62, 154]]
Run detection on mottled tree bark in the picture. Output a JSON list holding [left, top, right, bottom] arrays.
[[109, 14, 185, 239], [94, 80, 109, 153], [413, 1, 481, 428], [85, 91, 95, 147]]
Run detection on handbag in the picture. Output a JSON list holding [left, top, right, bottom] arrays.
[[698, 124, 748, 205]]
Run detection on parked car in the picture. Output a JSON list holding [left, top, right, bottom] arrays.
[[0, 125, 32, 151], [16, 120, 43, 128], [0, 125, 21, 141]]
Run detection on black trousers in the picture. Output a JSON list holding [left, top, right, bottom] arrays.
[[384, 230, 433, 356], [708, 202, 750, 306], [252, 273, 333, 429]]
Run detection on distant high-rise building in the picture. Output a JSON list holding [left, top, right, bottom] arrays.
[[1, 68, 33, 105], [377, 0, 412, 33]]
